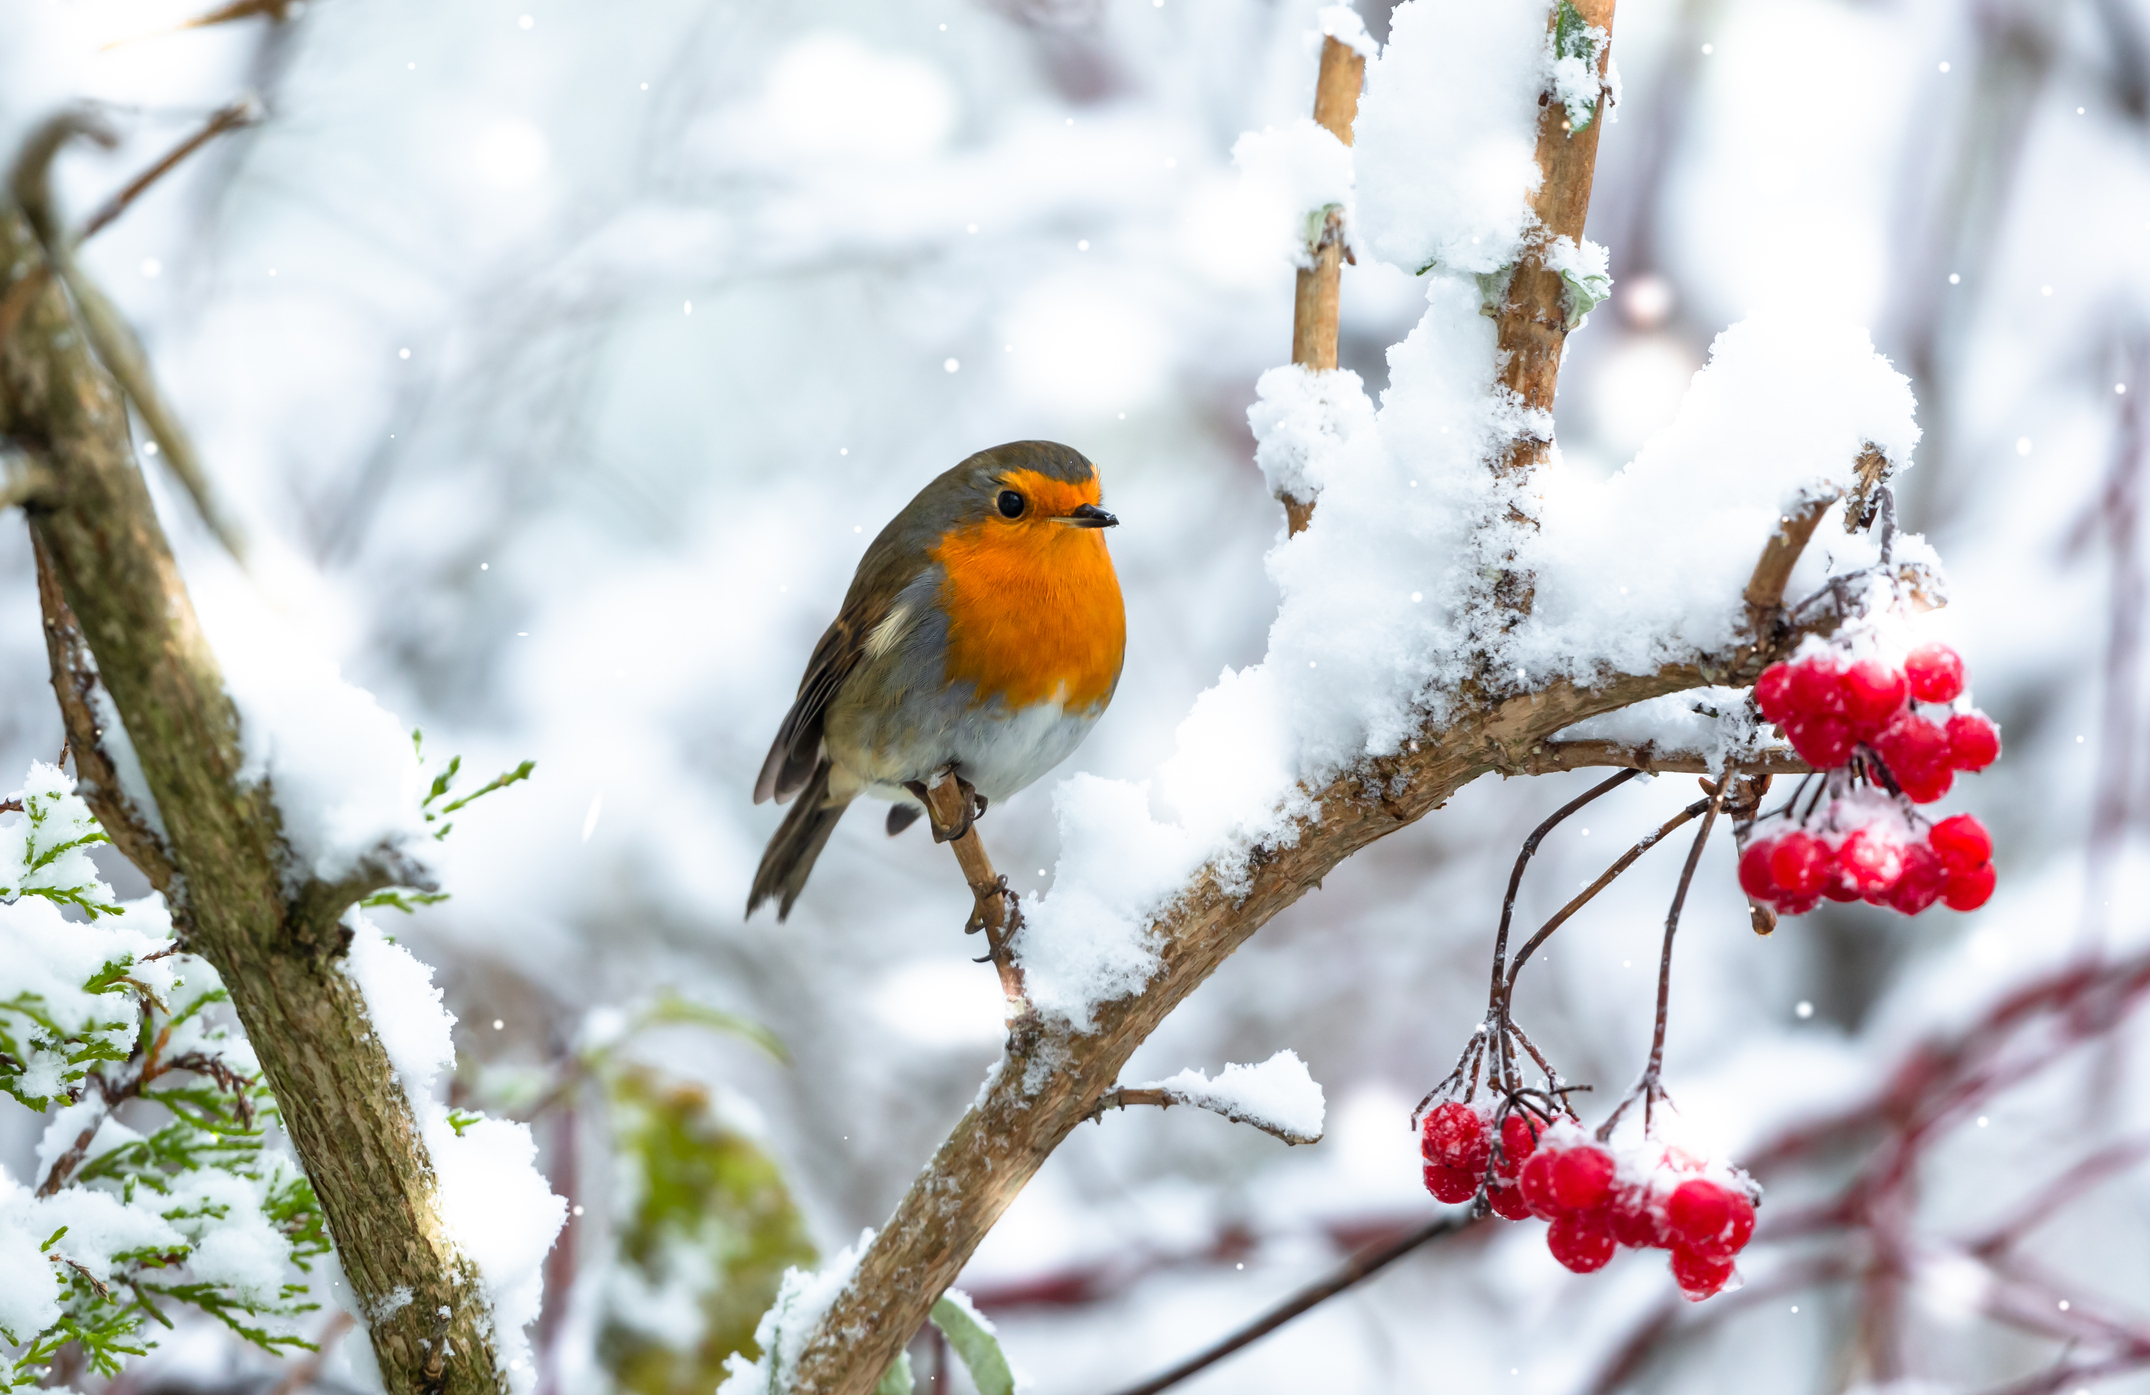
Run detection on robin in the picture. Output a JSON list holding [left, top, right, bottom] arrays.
[[748, 440, 1124, 920]]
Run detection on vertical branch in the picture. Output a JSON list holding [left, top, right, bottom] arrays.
[[1494, 0, 1618, 482], [2085, 335, 2145, 948], [1282, 34, 1366, 537]]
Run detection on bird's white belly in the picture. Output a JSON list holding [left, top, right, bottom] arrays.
[[857, 700, 1101, 807]]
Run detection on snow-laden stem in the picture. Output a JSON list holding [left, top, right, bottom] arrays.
[[0, 188, 503, 1394], [1282, 33, 1366, 537]]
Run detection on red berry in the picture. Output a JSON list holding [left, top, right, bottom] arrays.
[[1738, 838, 1780, 899], [1896, 767, 1955, 805], [1772, 894, 1820, 917], [1821, 875, 1862, 903], [1837, 826, 1904, 903], [1904, 643, 1966, 704], [1486, 1182, 1533, 1221], [1422, 1101, 1489, 1172], [1665, 1180, 1738, 1253], [1944, 861, 1996, 911], [1945, 713, 2000, 771], [1754, 664, 1796, 723], [1842, 658, 1907, 737], [1785, 716, 1855, 769], [1519, 1151, 1562, 1218], [1546, 1209, 1617, 1274], [1671, 1244, 1736, 1300], [1929, 814, 1992, 873], [1494, 1112, 1541, 1179], [1873, 712, 1952, 795], [1607, 1187, 1665, 1249], [1786, 658, 1846, 719], [1769, 831, 1833, 898], [1551, 1146, 1617, 1212], [1423, 1163, 1477, 1205], [1723, 1192, 1756, 1253], [1888, 842, 1947, 915]]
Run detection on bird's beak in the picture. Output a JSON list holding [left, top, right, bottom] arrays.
[[1057, 503, 1118, 528]]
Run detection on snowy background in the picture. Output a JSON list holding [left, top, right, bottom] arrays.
[[2, 0, 2147, 1391]]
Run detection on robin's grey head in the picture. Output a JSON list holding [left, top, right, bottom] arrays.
[[937, 440, 1117, 534]]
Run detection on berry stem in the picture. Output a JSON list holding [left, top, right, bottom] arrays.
[[1504, 794, 1715, 1003]]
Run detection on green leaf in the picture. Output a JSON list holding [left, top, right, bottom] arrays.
[[435, 760, 535, 818], [1558, 263, 1611, 330], [873, 1351, 914, 1395], [930, 1293, 1015, 1395], [1554, 0, 1589, 59], [446, 1109, 482, 1137], [359, 889, 452, 915]]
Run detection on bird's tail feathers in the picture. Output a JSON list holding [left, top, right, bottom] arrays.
[[747, 759, 850, 921]]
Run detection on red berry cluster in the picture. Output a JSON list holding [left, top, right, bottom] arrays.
[[1753, 642, 1999, 801], [1742, 640, 2000, 918], [1420, 1103, 1759, 1300], [1739, 797, 1995, 916]]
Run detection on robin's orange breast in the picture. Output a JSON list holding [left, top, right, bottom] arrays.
[[928, 471, 1125, 712]]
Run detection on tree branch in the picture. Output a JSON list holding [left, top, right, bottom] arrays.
[[1086, 1085, 1320, 1147], [13, 109, 250, 562], [1105, 1214, 1477, 1395], [1282, 34, 1366, 537], [1506, 739, 1809, 776], [0, 185, 505, 1394]]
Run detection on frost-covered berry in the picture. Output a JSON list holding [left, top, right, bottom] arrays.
[[1519, 1151, 1562, 1219], [1754, 663, 1796, 723], [1737, 839, 1778, 900], [1929, 813, 1992, 873], [1842, 658, 1907, 737], [1904, 643, 1965, 703], [1944, 861, 1996, 911], [1665, 1179, 1752, 1257], [1551, 1145, 1617, 1212], [1836, 826, 1904, 904], [1423, 1162, 1477, 1205], [1786, 657, 1847, 718], [1873, 712, 1953, 802], [1671, 1243, 1736, 1300], [1768, 830, 1833, 898], [1547, 1209, 1617, 1273], [1784, 716, 1855, 770], [1607, 1187, 1665, 1249], [1486, 1181, 1534, 1221], [1888, 842, 1947, 915], [1422, 1101, 1489, 1173], [1945, 712, 2000, 771], [1494, 1112, 1542, 1179]]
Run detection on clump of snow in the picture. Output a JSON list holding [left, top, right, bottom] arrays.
[[1555, 688, 1778, 773], [197, 588, 429, 887], [715, 1230, 874, 1395], [1544, 8, 1611, 131], [340, 913, 566, 1393], [1143, 1050, 1326, 1143], [1231, 118, 1354, 270], [1352, 0, 1549, 275], [1247, 364, 1379, 507], [1316, 5, 1379, 60], [343, 915, 458, 1108], [1541, 234, 1612, 328]]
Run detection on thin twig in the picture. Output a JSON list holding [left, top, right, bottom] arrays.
[[1104, 1215, 1477, 1395], [77, 98, 262, 243], [1087, 1084, 1321, 1146], [1505, 795, 1713, 999], [1600, 769, 1731, 1140]]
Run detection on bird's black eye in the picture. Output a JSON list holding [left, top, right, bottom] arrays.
[[997, 490, 1025, 519]]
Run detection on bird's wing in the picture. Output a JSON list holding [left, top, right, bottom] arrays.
[[754, 610, 870, 805]]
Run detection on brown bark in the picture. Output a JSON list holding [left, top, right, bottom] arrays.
[[1494, 0, 1618, 481], [1282, 35, 1366, 537], [0, 197, 506, 1395]]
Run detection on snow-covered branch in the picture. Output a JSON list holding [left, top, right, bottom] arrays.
[[0, 178, 518, 1395], [1089, 1051, 1326, 1147]]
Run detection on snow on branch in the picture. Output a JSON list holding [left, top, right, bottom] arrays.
[[1090, 1051, 1326, 1146]]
